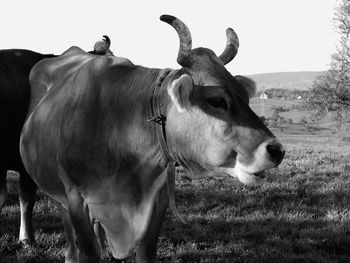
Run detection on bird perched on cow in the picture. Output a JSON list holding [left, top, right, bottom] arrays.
[[90, 35, 114, 56]]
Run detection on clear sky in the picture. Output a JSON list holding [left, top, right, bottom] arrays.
[[0, 0, 339, 75]]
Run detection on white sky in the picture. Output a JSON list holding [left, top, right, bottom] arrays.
[[1, 0, 340, 75]]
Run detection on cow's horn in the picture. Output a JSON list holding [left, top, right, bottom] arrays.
[[219, 28, 239, 65], [160, 15, 192, 67], [102, 35, 111, 48]]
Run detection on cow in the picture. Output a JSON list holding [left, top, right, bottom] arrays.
[[0, 49, 55, 244], [0, 36, 112, 245], [20, 15, 285, 262]]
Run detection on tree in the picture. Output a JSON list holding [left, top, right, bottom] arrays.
[[300, 116, 308, 126], [278, 116, 287, 131], [259, 116, 269, 126], [270, 110, 280, 122], [278, 116, 287, 125], [305, 0, 350, 127]]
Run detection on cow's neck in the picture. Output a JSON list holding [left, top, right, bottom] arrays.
[[85, 67, 184, 258], [147, 68, 187, 223]]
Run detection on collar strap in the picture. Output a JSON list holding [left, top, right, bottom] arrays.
[[166, 162, 186, 224], [147, 69, 173, 163], [148, 69, 186, 224]]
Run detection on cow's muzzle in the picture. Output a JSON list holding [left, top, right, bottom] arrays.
[[220, 138, 285, 185]]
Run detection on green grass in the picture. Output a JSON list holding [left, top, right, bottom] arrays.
[[1, 141, 350, 262]]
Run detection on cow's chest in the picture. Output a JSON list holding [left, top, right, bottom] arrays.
[[84, 171, 167, 259]]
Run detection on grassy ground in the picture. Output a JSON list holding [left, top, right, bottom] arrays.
[[1, 139, 350, 262]]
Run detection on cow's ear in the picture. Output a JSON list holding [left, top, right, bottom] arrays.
[[235, 75, 256, 99], [168, 74, 194, 112]]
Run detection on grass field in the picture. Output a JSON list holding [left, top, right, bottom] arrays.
[[1, 136, 350, 262]]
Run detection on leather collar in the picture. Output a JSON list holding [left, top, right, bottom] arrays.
[[147, 69, 186, 224]]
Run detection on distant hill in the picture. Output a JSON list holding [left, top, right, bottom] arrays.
[[248, 71, 324, 91]]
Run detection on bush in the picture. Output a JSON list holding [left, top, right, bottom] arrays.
[[300, 116, 308, 125], [271, 105, 289, 113], [342, 137, 350, 142], [259, 116, 266, 122], [270, 120, 278, 128], [278, 117, 287, 125], [259, 116, 269, 126], [270, 110, 280, 122]]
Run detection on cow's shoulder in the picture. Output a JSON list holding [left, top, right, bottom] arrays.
[[61, 46, 86, 56], [87, 54, 134, 74]]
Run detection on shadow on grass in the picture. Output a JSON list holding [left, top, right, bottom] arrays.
[[2, 174, 350, 262], [159, 180, 350, 262]]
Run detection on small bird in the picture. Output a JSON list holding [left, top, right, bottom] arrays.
[[92, 35, 113, 55]]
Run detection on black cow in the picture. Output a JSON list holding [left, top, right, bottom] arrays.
[[0, 49, 55, 243]]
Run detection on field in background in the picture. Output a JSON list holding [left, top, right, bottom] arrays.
[[250, 97, 311, 123], [250, 97, 349, 139], [250, 97, 299, 119]]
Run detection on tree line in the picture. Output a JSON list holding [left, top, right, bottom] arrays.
[[305, 0, 350, 127]]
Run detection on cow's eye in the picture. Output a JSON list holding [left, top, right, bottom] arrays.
[[207, 97, 228, 111]]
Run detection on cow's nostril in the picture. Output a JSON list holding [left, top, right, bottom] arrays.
[[266, 142, 285, 166]]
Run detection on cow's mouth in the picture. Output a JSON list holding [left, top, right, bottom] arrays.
[[219, 166, 268, 185], [252, 171, 266, 179]]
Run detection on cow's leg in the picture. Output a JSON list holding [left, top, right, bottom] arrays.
[[0, 167, 7, 211], [67, 188, 100, 263], [18, 166, 37, 244], [136, 185, 168, 263], [57, 204, 78, 263], [94, 221, 108, 259]]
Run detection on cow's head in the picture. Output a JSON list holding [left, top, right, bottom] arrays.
[[161, 15, 285, 184]]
